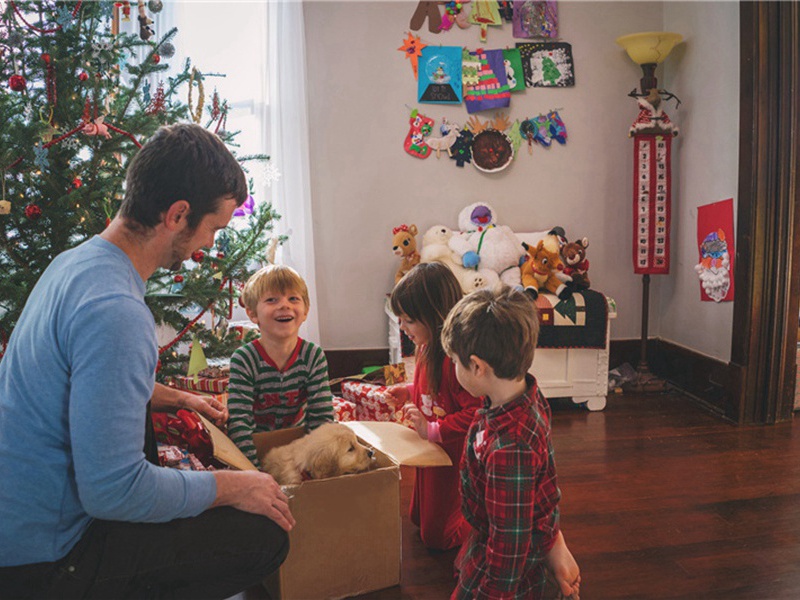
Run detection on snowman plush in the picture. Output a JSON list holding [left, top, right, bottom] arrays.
[[448, 202, 526, 288]]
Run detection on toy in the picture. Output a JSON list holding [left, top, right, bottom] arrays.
[[561, 237, 590, 290], [392, 224, 421, 285], [448, 202, 526, 288], [419, 224, 500, 294], [521, 239, 573, 300]]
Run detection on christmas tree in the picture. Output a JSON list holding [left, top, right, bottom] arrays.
[[0, 0, 279, 378]]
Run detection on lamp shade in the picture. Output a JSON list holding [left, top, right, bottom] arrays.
[[616, 32, 683, 65]]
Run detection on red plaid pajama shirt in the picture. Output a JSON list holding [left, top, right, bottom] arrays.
[[452, 374, 561, 599]]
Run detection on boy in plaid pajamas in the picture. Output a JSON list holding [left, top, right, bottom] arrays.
[[442, 287, 580, 599]]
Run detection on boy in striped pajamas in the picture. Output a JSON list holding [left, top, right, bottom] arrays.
[[441, 287, 581, 600], [228, 265, 334, 468]]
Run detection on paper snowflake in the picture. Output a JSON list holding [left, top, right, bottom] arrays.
[[263, 162, 282, 187]]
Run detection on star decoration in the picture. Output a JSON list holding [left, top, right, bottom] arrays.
[[397, 33, 426, 79]]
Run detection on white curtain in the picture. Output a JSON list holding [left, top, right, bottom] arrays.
[[268, 0, 319, 344]]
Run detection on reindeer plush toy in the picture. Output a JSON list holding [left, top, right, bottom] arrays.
[[392, 224, 420, 284]]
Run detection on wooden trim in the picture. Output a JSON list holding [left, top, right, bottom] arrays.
[[325, 348, 390, 380], [733, 2, 800, 424]]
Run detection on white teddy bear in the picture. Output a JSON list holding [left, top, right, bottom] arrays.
[[419, 224, 500, 294], [448, 202, 526, 288]]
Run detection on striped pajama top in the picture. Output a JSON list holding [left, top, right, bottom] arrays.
[[227, 338, 334, 468]]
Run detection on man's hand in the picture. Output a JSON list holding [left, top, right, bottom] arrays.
[[151, 382, 228, 426], [403, 403, 428, 440], [212, 470, 296, 532]]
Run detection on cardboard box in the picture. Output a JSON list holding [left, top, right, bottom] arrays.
[[195, 415, 452, 599]]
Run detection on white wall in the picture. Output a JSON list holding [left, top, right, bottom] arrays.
[[304, 0, 738, 360], [658, 1, 739, 361]]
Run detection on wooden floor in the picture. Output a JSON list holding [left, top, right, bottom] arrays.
[[349, 390, 800, 600]]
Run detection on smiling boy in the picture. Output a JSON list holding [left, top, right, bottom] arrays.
[[227, 264, 334, 468]]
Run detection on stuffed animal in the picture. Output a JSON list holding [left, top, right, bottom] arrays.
[[448, 202, 526, 288], [392, 224, 420, 284], [561, 237, 590, 290], [419, 224, 500, 294], [521, 240, 573, 300]]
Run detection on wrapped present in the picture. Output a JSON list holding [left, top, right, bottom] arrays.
[[166, 375, 229, 394], [333, 396, 357, 422], [341, 381, 411, 426], [151, 409, 215, 466]]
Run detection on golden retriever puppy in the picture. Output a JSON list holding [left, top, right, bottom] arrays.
[[261, 423, 375, 485]]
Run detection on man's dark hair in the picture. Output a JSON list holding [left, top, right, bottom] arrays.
[[119, 123, 248, 230]]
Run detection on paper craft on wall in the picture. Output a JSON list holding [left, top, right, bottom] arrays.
[[512, 0, 558, 39], [516, 41, 574, 87], [502, 48, 526, 92], [463, 48, 511, 113], [418, 46, 463, 104], [632, 134, 671, 274], [469, 0, 502, 43], [398, 32, 427, 79], [695, 198, 735, 302]]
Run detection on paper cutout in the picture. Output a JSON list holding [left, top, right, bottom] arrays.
[[469, 0, 502, 43], [502, 48, 526, 92], [463, 48, 511, 114], [418, 46, 463, 104], [516, 42, 575, 87], [695, 199, 735, 302], [409, 1, 442, 33], [426, 118, 461, 158], [404, 109, 435, 159], [398, 32, 427, 79]]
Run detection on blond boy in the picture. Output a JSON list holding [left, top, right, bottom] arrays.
[[228, 265, 334, 468], [442, 287, 581, 599]]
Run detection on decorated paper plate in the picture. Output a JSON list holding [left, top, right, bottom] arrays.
[[471, 129, 514, 173]]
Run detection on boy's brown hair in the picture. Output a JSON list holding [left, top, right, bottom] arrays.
[[442, 287, 539, 380], [241, 264, 310, 313]]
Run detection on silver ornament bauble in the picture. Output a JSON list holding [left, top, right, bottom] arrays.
[[148, 0, 163, 13], [159, 42, 175, 58]]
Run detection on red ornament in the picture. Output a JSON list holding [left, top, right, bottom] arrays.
[[173, 274, 184, 283], [152, 54, 161, 64], [9, 74, 26, 92], [78, 71, 89, 81], [191, 250, 204, 262], [216, 252, 225, 260], [24, 204, 42, 220], [72, 177, 82, 188], [42, 53, 51, 64]]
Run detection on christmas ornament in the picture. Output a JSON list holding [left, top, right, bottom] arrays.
[[138, 0, 155, 40], [152, 53, 161, 64], [9, 74, 26, 92], [148, 0, 164, 13], [187, 68, 205, 123], [173, 274, 184, 283], [159, 42, 175, 58], [83, 116, 112, 139], [191, 250, 205, 262], [24, 204, 42, 220], [233, 195, 255, 217], [78, 71, 89, 81], [72, 177, 82, 188], [33, 142, 50, 169], [145, 82, 165, 115]]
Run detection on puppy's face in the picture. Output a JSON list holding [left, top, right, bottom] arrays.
[[306, 423, 375, 480]]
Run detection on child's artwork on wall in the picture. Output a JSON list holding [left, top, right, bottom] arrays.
[[512, 0, 558, 39], [516, 41, 574, 87], [418, 46, 463, 104], [463, 48, 511, 113], [695, 198, 735, 302], [398, 32, 427, 79], [502, 48, 526, 92]]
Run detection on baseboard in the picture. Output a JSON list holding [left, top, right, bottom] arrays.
[[610, 338, 735, 421], [327, 341, 736, 421]]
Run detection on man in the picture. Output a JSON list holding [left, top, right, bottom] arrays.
[[0, 124, 294, 598]]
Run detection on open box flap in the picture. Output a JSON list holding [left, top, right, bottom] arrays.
[[195, 412, 257, 471], [342, 421, 452, 468]]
